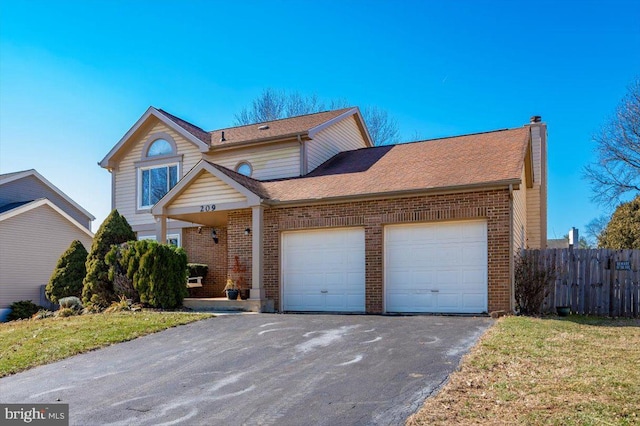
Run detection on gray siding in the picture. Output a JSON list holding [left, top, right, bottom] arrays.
[[0, 176, 92, 230]]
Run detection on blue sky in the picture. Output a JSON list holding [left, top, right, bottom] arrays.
[[1, 0, 639, 238]]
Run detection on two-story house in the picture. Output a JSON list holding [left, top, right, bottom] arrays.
[[0, 170, 94, 319], [100, 107, 547, 314]]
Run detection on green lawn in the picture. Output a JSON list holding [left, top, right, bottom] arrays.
[[0, 312, 213, 377], [408, 316, 640, 425]]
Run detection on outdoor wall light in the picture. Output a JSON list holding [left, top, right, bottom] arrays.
[[211, 229, 219, 244], [244, 228, 251, 236]]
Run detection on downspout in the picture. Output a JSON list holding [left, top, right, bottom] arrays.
[[508, 184, 515, 313], [298, 134, 307, 175]]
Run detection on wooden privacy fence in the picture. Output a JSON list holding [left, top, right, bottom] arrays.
[[525, 249, 640, 318]]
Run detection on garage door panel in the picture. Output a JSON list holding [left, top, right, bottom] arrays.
[[282, 228, 365, 312], [436, 293, 461, 309], [386, 221, 487, 313], [462, 293, 485, 310]]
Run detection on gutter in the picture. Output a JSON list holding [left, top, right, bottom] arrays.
[[508, 183, 515, 313], [208, 132, 310, 152]]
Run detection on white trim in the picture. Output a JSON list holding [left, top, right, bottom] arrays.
[[99, 107, 209, 169], [0, 169, 95, 221], [137, 162, 180, 210], [307, 108, 356, 138], [0, 198, 95, 239]]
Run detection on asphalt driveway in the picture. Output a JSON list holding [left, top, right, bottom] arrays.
[[0, 314, 492, 425]]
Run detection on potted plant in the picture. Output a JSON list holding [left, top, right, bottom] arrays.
[[223, 278, 239, 300], [556, 306, 571, 317], [231, 256, 250, 300]]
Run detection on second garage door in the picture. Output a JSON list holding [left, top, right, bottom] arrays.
[[282, 228, 365, 312], [385, 220, 488, 314]]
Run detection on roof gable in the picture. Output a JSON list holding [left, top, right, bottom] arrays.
[[100, 107, 210, 169], [0, 169, 95, 221], [152, 160, 264, 216]]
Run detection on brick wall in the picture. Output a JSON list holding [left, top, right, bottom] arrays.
[[182, 226, 227, 297], [260, 189, 512, 313], [227, 210, 253, 292]]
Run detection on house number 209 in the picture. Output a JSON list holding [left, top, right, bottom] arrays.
[[200, 204, 216, 212]]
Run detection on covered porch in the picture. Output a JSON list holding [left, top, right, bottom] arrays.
[[151, 161, 271, 310]]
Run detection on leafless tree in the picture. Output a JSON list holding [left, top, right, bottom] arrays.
[[234, 89, 400, 145], [584, 77, 640, 206]]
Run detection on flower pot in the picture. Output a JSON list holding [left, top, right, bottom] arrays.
[[239, 289, 250, 300], [226, 289, 239, 300], [556, 306, 570, 317]]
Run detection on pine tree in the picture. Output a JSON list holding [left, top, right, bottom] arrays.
[[82, 209, 135, 307], [598, 195, 640, 249], [46, 240, 89, 303]]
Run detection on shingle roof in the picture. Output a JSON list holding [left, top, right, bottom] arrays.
[[208, 108, 354, 147], [0, 200, 34, 214], [159, 107, 355, 147], [256, 127, 530, 202], [158, 109, 212, 145]]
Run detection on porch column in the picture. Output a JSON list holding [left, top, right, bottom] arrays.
[[155, 215, 167, 244], [250, 205, 265, 300]]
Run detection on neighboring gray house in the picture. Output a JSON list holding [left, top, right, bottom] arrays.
[[0, 170, 94, 320]]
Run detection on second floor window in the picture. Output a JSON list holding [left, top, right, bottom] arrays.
[[140, 164, 178, 208]]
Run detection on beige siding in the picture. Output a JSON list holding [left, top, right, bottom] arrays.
[[113, 121, 203, 227], [512, 169, 528, 252], [171, 172, 246, 208], [206, 142, 300, 180], [307, 116, 368, 172], [523, 124, 547, 249], [0, 205, 93, 309], [526, 185, 542, 248]]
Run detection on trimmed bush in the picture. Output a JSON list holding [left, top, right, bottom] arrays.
[[107, 240, 188, 309], [7, 300, 42, 321], [46, 240, 88, 303], [82, 210, 135, 308], [58, 296, 83, 311], [187, 263, 209, 278]]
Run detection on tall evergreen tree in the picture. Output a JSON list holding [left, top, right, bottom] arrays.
[[46, 240, 89, 303], [598, 195, 640, 249], [82, 210, 135, 307]]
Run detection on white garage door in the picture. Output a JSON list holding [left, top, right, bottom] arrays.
[[385, 220, 487, 313], [282, 228, 365, 312]]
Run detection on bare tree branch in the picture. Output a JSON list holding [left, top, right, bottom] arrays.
[[584, 77, 640, 206], [233, 89, 399, 146]]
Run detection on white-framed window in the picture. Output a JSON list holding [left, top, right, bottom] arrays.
[[138, 233, 181, 247], [135, 134, 182, 211], [138, 163, 179, 208], [235, 161, 253, 177]]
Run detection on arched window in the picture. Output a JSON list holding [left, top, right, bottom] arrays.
[[235, 161, 253, 177], [147, 139, 173, 157]]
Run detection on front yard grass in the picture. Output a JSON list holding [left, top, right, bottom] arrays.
[[408, 316, 640, 425], [0, 312, 212, 377]]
